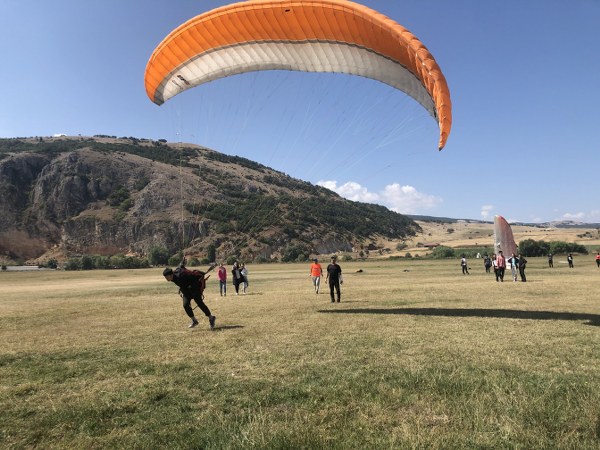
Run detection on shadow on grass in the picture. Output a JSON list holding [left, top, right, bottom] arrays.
[[213, 325, 245, 331], [190, 325, 244, 332], [319, 307, 600, 327]]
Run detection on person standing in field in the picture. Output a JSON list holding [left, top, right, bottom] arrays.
[[240, 263, 249, 294], [232, 261, 242, 295], [595, 252, 600, 268], [548, 253, 553, 268], [461, 256, 469, 274], [567, 253, 574, 268], [495, 251, 506, 282], [163, 260, 216, 329], [310, 258, 323, 294], [507, 252, 519, 282], [483, 255, 492, 273], [326, 256, 342, 303], [217, 263, 227, 296], [518, 253, 528, 282]]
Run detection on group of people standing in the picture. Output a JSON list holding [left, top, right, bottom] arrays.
[[484, 250, 527, 282], [309, 256, 343, 303], [217, 261, 249, 296]]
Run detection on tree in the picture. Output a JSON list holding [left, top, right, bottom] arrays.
[[108, 186, 130, 207], [281, 244, 310, 262], [206, 243, 217, 263], [81, 255, 94, 270], [518, 239, 549, 257], [148, 246, 170, 266]]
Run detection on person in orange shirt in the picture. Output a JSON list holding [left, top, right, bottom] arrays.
[[309, 258, 323, 294]]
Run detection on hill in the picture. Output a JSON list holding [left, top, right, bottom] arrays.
[[0, 136, 419, 264]]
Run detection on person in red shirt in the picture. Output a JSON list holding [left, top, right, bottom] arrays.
[[495, 251, 506, 282], [309, 258, 323, 294], [217, 263, 227, 296], [595, 252, 600, 268]]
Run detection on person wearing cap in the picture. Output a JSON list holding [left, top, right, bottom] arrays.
[[325, 256, 343, 303], [163, 262, 216, 329], [309, 258, 323, 294]]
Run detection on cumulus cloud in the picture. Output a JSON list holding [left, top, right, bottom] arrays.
[[480, 205, 494, 220], [379, 183, 442, 214], [326, 181, 379, 203], [317, 180, 441, 214]]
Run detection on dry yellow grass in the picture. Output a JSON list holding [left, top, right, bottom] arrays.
[[1, 259, 600, 448]]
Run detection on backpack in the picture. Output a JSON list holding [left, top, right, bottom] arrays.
[[175, 267, 207, 293]]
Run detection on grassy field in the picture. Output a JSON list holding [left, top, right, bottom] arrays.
[[2, 257, 600, 449]]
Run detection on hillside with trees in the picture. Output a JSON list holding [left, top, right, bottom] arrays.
[[0, 136, 420, 265]]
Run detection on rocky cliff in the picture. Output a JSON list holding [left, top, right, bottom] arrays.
[[0, 136, 420, 264]]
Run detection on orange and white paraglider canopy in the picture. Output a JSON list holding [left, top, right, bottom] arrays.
[[144, 0, 451, 149]]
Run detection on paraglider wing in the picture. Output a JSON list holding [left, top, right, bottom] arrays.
[[494, 215, 518, 257], [144, 0, 452, 149]]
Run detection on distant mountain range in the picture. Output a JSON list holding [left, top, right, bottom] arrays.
[[408, 215, 600, 229]]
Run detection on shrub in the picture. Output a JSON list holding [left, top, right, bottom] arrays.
[[431, 246, 455, 258], [64, 259, 81, 271], [148, 246, 170, 266], [81, 255, 94, 270], [281, 245, 310, 262], [168, 255, 182, 266], [108, 186, 130, 207]]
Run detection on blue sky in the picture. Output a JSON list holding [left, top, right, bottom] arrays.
[[1, 0, 599, 223]]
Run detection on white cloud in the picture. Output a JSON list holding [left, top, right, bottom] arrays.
[[562, 212, 585, 221], [480, 205, 494, 220], [330, 181, 379, 203], [379, 183, 442, 214], [553, 210, 600, 223], [317, 180, 441, 214]]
